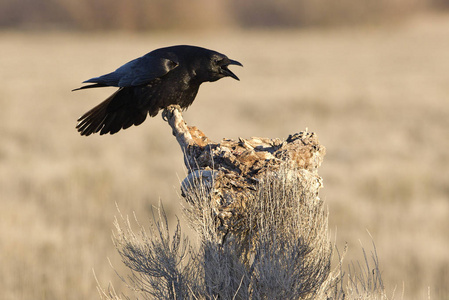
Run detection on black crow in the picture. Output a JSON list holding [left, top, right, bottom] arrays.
[[74, 45, 242, 136]]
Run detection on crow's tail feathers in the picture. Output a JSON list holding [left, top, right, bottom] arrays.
[[76, 88, 148, 136]]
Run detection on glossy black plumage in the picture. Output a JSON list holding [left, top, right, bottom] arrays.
[[74, 45, 242, 136]]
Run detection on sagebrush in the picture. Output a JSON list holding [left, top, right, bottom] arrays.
[[98, 164, 390, 299]]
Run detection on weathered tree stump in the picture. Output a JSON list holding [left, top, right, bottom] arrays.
[[164, 106, 326, 244]]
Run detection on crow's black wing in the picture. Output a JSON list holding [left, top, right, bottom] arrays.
[[116, 55, 179, 87], [74, 54, 179, 90]]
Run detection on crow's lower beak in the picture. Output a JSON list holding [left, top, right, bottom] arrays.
[[222, 59, 243, 81]]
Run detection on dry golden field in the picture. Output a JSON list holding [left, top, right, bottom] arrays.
[[1, 13, 448, 299]]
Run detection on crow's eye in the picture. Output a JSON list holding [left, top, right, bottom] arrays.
[[213, 58, 223, 65]]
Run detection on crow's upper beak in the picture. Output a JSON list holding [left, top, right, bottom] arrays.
[[222, 59, 243, 81]]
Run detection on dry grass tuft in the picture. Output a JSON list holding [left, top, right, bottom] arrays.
[[101, 206, 193, 300], [345, 242, 388, 300]]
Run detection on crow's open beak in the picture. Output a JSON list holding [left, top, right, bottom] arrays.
[[222, 59, 243, 81]]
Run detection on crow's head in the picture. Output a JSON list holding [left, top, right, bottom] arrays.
[[207, 53, 243, 82], [195, 49, 243, 83]]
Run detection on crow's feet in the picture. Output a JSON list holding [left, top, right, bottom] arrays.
[[162, 105, 182, 121]]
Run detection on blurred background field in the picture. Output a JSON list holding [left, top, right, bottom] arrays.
[[1, 1, 449, 299]]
